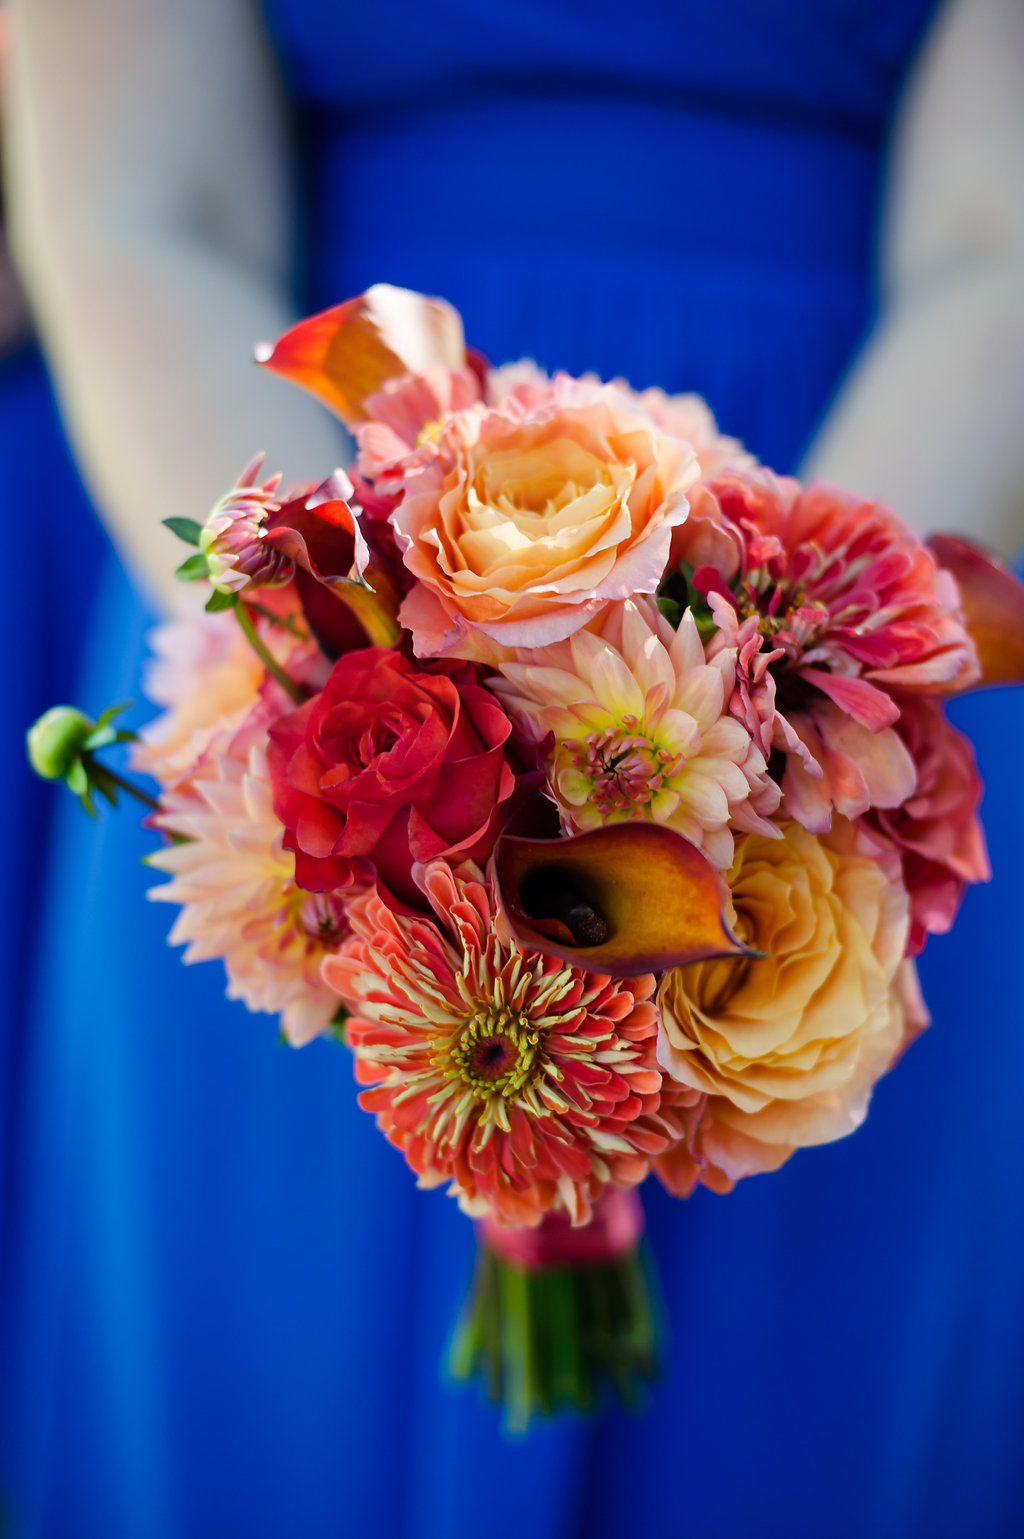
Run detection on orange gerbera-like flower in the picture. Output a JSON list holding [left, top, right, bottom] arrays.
[[323, 861, 670, 1227]]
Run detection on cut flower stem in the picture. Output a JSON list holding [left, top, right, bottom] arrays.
[[234, 600, 306, 705], [449, 1241, 660, 1432]]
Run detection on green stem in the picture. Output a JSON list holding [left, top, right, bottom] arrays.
[[91, 762, 162, 813], [235, 600, 306, 705]]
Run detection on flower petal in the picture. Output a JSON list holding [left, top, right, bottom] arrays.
[[494, 818, 755, 975], [256, 285, 466, 427], [927, 533, 1024, 687]]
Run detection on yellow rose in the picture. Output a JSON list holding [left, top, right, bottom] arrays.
[[655, 820, 921, 1186]]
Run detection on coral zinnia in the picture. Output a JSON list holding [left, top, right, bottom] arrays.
[[323, 861, 669, 1227], [491, 597, 778, 869], [150, 715, 347, 1046]]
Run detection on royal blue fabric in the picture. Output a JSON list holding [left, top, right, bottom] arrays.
[[6, 3, 1024, 1536]]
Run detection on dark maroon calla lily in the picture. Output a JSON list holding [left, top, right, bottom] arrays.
[[264, 474, 401, 653], [494, 815, 757, 976], [928, 533, 1024, 688]]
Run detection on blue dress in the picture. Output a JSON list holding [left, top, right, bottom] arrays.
[[7, 3, 1024, 1536]]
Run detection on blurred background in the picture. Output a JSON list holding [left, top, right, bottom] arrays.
[[1, 1, 1022, 1536]]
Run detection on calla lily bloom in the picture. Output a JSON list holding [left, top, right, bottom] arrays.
[[256, 284, 467, 427], [928, 534, 1024, 688], [494, 815, 756, 976], [264, 473, 401, 652]]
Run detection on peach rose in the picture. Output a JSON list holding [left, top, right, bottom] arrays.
[[393, 377, 698, 660], [654, 819, 918, 1185]]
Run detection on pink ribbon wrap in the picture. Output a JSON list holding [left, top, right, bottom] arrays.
[[479, 1187, 644, 1272]]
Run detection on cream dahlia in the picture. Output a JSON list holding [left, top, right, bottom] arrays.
[[490, 596, 778, 869], [149, 713, 347, 1046], [323, 861, 670, 1227], [132, 598, 324, 791]]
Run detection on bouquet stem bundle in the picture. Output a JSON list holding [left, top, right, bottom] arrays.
[[451, 1191, 657, 1430]]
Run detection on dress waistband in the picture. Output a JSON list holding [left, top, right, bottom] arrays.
[[301, 94, 881, 282]]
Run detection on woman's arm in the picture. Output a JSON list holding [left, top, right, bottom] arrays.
[[802, 0, 1024, 559], [4, 0, 345, 610]]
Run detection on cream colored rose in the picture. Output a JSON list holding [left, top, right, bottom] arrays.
[[394, 377, 698, 660], [656, 820, 917, 1173]]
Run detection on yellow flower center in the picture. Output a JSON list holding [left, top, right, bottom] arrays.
[[415, 416, 446, 447], [449, 1005, 541, 1099], [564, 716, 684, 815]]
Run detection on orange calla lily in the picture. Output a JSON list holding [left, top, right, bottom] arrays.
[[256, 284, 466, 427], [494, 816, 757, 976], [929, 533, 1024, 688]]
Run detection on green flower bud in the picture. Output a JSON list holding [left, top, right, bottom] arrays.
[[27, 706, 96, 781]]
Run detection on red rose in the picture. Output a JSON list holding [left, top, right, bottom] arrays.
[[268, 648, 530, 907]]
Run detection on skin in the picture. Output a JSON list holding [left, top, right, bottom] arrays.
[[801, 0, 1024, 558], [4, 0, 1023, 618]]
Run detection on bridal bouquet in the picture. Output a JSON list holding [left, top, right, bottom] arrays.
[[29, 285, 1024, 1428]]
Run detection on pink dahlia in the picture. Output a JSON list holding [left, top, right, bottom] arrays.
[[491, 597, 778, 869], [323, 861, 670, 1227], [199, 454, 293, 595], [485, 365, 753, 481], [355, 364, 484, 495], [868, 693, 989, 955], [606, 382, 753, 480], [149, 711, 348, 1047], [670, 471, 979, 830]]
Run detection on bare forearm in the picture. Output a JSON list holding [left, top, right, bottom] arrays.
[[803, 259, 1024, 558], [5, 0, 345, 612], [30, 233, 346, 610], [803, 0, 1024, 561]]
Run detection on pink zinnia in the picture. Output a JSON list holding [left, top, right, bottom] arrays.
[[673, 471, 979, 830], [323, 861, 672, 1227]]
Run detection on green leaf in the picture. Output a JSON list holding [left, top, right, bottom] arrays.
[[66, 759, 89, 796], [162, 516, 204, 546], [91, 766, 120, 808], [175, 552, 211, 582], [205, 588, 237, 613]]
